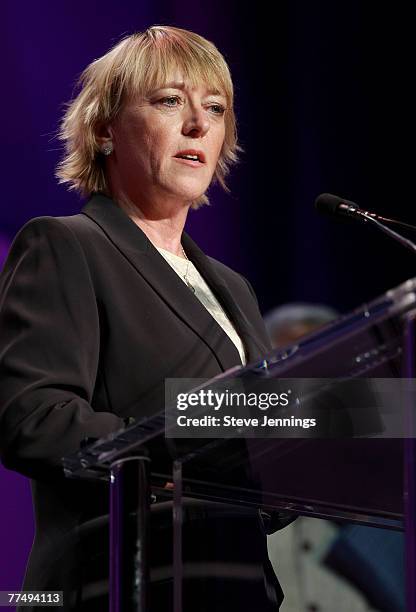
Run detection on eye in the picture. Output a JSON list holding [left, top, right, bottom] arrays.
[[157, 96, 226, 116], [160, 96, 182, 107], [207, 103, 226, 116]]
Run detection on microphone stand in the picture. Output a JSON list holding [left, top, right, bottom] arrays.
[[354, 209, 416, 255], [317, 193, 416, 611]]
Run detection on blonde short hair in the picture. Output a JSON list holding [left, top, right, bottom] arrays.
[[56, 25, 243, 209]]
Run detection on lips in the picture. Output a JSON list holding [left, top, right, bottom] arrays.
[[174, 149, 206, 163]]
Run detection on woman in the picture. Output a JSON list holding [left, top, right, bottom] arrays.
[[0, 26, 282, 610]]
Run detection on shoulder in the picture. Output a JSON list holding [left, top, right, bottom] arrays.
[[206, 255, 259, 302], [1, 215, 98, 291], [5, 213, 103, 262], [8, 214, 88, 247], [4, 217, 79, 265]]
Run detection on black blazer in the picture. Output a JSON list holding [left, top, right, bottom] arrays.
[[0, 193, 278, 609]]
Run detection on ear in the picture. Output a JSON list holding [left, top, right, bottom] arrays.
[[95, 122, 114, 149]]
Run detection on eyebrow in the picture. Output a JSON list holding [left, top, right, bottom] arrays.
[[152, 81, 225, 97]]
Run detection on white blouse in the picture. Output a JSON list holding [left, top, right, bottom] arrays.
[[156, 247, 247, 366]]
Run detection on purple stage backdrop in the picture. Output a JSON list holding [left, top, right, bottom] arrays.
[[1, 0, 409, 604], [0, 466, 34, 593]]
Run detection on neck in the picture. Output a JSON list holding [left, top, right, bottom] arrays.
[[113, 190, 190, 258]]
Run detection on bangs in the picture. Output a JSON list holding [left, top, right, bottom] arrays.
[[123, 31, 232, 103]]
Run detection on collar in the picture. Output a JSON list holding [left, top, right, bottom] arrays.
[[80, 193, 261, 370]]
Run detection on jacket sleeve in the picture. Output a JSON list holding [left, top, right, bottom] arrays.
[[0, 216, 125, 479]]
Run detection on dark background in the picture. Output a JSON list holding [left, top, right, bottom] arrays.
[[0, 0, 410, 600]]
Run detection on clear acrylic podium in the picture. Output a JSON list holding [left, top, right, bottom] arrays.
[[63, 277, 416, 612]]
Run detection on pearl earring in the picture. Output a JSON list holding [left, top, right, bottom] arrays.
[[101, 142, 113, 156]]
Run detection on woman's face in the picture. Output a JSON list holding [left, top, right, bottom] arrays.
[[107, 69, 227, 211]]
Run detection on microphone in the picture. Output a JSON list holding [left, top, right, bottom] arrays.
[[315, 193, 416, 255], [316, 193, 416, 231], [315, 193, 361, 219]]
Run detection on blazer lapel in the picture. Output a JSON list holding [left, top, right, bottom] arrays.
[[81, 193, 254, 371], [181, 232, 269, 363]]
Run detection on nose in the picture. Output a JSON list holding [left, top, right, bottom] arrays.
[[182, 105, 210, 138]]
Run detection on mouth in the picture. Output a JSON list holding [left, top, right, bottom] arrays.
[[173, 149, 206, 164], [173, 157, 205, 168]]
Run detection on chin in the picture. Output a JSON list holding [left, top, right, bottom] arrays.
[[169, 182, 209, 203]]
